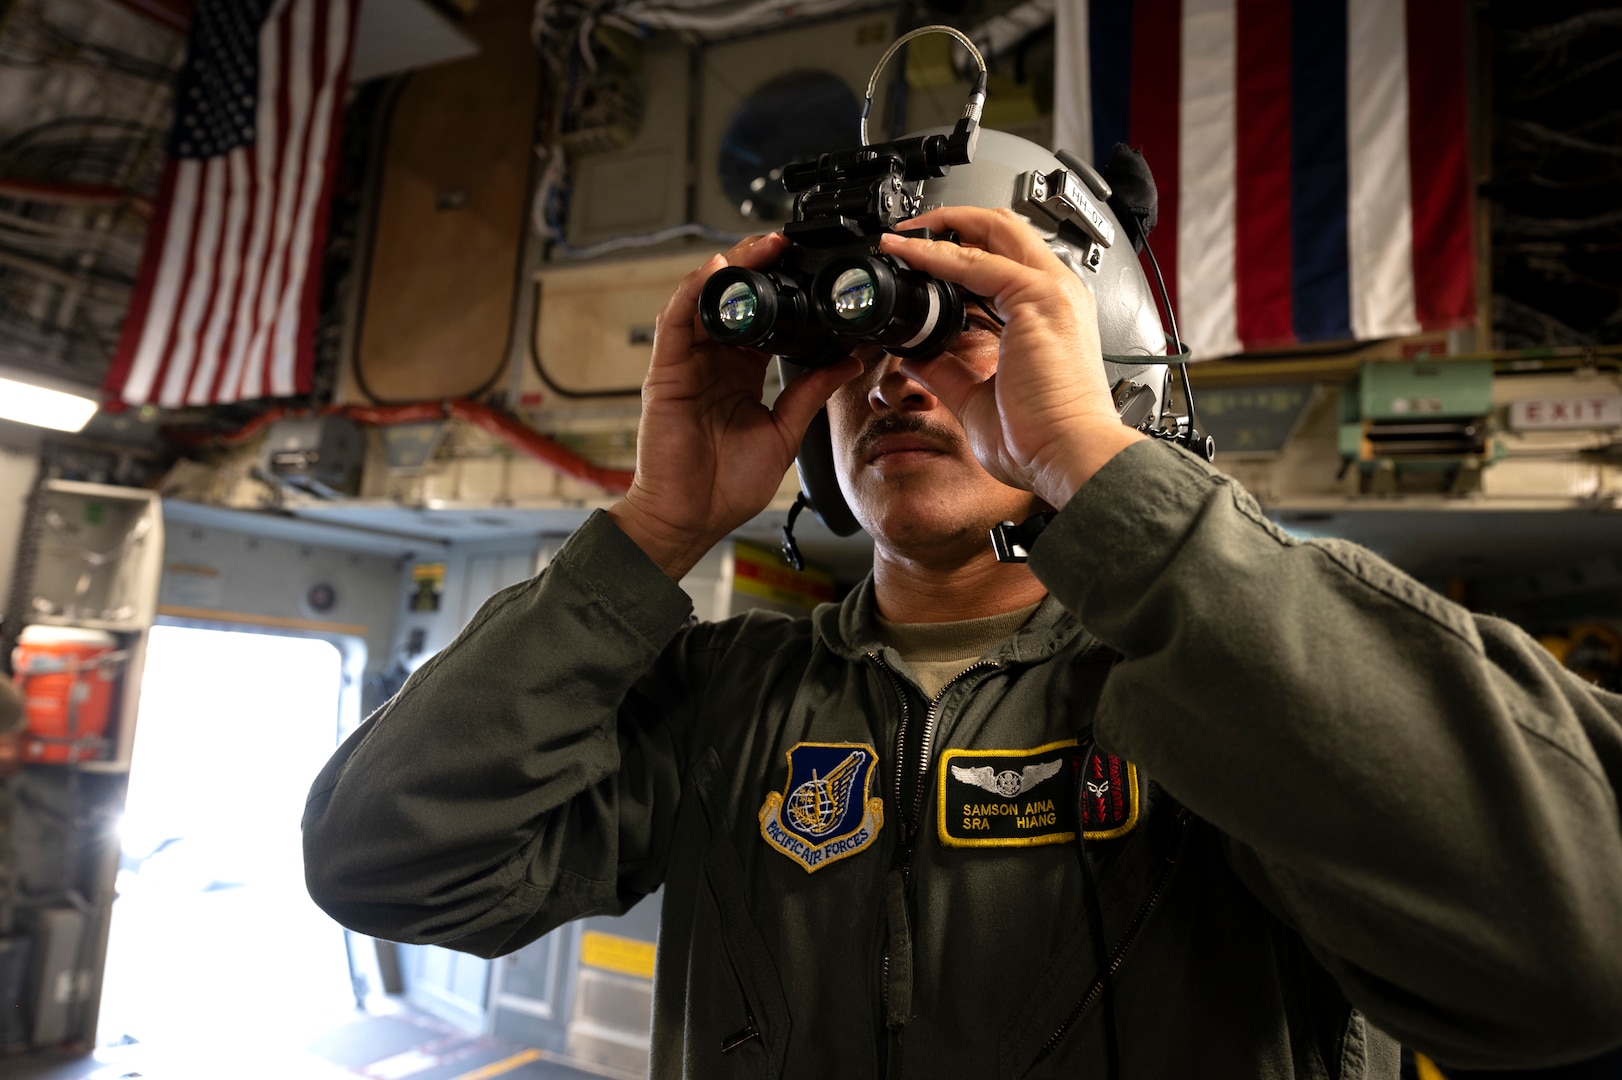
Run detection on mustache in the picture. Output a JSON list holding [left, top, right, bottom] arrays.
[[854, 413, 964, 458]]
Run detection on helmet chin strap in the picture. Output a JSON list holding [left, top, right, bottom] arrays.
[[780, 493, 813, 572], [989, 513, 1056, 564]]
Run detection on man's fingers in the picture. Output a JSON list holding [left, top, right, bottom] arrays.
[[667, 253, 727, 346], [898, 354, 988, 420], [772, 355, 863, 447], [895, 206, 1057, 268], [667, 235, 782, 312], [726, 231, 790, 268], [667, 234, 790, 346], [878, 231, 1044, 306]]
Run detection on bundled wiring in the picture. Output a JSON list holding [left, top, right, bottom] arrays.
[[1489, 3, 1621, 349], [1503, 118, 1622, 158], [1507, 48, 1622, 103], [1502, 10, 1622, 53], [613, 0, 876, 37], [527, 0, 907, 256], [0, 3, 179, 83], [0, 0, 182, 385], [528, 1, 753, 258], [951, 0, 1054, 76]]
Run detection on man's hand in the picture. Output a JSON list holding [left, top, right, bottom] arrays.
[[610, 234, 863, 581], [878, 207, 1146, 509]]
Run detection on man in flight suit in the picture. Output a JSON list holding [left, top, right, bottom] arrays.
[[303, 132, 1622, 1078]]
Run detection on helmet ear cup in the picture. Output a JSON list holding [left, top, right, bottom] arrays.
[[795, 408, 862, 537]]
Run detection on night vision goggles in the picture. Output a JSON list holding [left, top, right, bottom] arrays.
[[697, 124, 978, 367]]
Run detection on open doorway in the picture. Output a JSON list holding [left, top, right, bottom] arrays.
[[97, 624, 357, 1054]]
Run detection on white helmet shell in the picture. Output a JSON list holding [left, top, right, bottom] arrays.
[[916, 128, 1169, 373]]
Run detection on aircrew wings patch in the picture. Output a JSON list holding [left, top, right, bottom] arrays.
[[937, 740, 1139, 848], [759, 742, 884, 873]]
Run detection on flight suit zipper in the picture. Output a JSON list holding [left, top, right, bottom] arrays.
[[869, 652, 1002, 1030], [869, 653, 1003, 865], [1033, 807, 1193, 1064]]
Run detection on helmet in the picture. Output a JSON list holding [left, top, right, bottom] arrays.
[[791, 128, 1171, 538]]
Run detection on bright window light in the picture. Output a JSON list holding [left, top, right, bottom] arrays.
[[100, 625, 354, 1049], [0, 375, 99, 432]]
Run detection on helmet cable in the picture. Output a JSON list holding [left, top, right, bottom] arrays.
[[860, 25, 987, 147], [1135, 218, 1214, 461]]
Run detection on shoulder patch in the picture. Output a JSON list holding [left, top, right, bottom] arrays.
[[1078, 750, 1139, 840], [759, 742, 884, 873], [938, 741, 1140, 847]]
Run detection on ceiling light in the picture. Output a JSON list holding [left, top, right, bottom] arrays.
[[0, 372, 100, 433]]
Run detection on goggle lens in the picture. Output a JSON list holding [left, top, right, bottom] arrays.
[[830, 268, 876, 321], [717, 281, 760, 332]]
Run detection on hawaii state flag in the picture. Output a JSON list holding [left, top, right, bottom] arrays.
[[105, 0, 357, 407], [1054, 0, 1477, 359]]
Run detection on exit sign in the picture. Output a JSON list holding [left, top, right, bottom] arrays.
[[1508, 395, 1622, 431]]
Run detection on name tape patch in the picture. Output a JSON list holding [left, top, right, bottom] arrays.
[[937, 740, 1139, 847], [759, 742, 884, 873]]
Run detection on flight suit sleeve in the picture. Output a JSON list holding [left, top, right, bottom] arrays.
[[1027, 438, 1622, 1068], [301, 510, 704, 958]]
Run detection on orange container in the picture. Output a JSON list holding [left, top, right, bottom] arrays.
[[12, 626, 123, 764]]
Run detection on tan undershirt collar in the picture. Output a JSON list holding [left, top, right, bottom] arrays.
[[875, 601, 1042, 699]]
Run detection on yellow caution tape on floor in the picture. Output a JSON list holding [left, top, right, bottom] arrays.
[[450, 1048, 543, 1080], [580, 929, 657, 979]]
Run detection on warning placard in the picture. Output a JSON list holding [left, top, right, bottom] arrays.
[[733, 540, 834, 611]]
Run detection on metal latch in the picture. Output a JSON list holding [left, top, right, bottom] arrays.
[[1017, 168, 1116, 251]]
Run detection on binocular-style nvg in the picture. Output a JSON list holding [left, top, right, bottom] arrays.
[[697, 124, 981, 368]]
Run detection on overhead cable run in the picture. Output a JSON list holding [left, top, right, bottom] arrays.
[[1489, 2, 1622, 350], [0, 0, 184, 388], [526, 0, 893, 260]]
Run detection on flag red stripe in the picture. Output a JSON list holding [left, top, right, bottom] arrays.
[[104, 159, 182, 401], [163, 157, 226, 405], [184, 160, 236, 408], [108, 0, 194, 31], [1405, 0, 1475, 332], [1235, 0, 1294, 348], [143, 175, 205, 410], [243, 0, 301, 401], [221, 2, 288, 403], [259, 0, 313, 401], [294, 0, 359, 397], [278, 0, 337, 397], [208, 150, 259, 403], [1129, 0, 1181, 344]]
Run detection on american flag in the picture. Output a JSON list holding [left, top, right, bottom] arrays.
[[105, 0, 357, 407], [1054, 0, 1477, 359]]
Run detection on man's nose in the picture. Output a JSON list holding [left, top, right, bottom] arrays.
[[867, 352, 937, 413]]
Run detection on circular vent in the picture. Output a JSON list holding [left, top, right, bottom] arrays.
[[718, 71, 861, 222]]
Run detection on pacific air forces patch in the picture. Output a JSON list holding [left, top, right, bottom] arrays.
[[938, 739, 1140, 847], [759, 742, 884, 873]]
